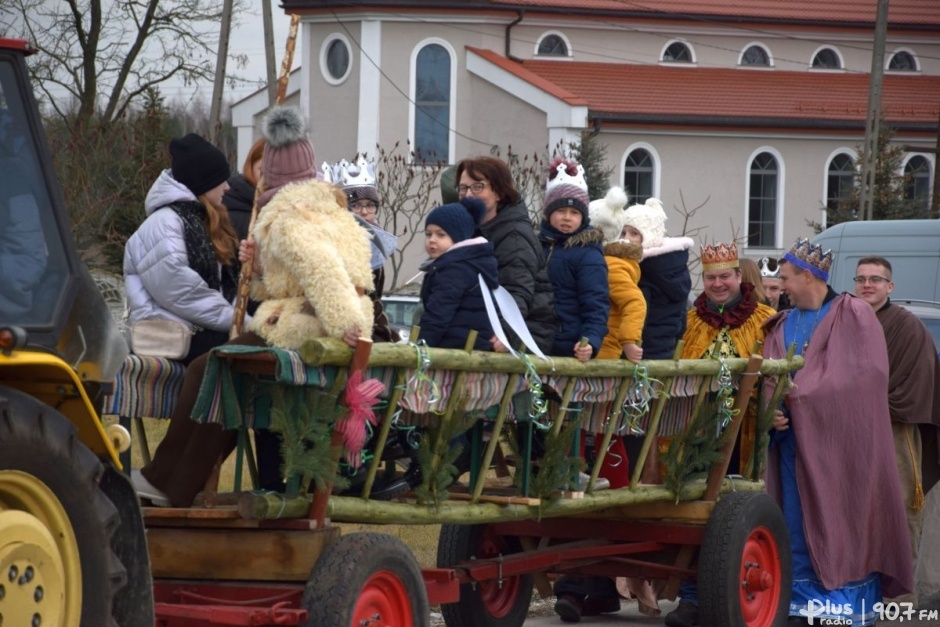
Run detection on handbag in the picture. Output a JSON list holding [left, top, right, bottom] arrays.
[[129, 319, 194, 359]]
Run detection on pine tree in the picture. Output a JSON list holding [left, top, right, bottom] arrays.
[[820, 124, 936, 231]]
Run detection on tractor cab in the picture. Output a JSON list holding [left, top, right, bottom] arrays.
[[0, 37, 126, 384]]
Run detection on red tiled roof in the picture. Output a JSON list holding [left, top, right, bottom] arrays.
[[489, 0, 940, 27], [468, 47, 940, 128]]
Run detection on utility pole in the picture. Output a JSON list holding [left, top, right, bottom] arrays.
[[859, 0, 889, 221], [209, 0, 235, 145], [262, 0, 277, 107]]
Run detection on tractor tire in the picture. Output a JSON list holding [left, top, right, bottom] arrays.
[[437, 523, 533, 627], [0, 385, 140, 627], [302, 532, 429, 627], [698, 491, 792, 627]]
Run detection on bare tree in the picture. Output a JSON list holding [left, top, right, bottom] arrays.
[[373, 142, 445, 290], [1, 0, 248, 130]]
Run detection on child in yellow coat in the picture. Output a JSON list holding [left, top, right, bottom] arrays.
[[589, 187, 647, 362]]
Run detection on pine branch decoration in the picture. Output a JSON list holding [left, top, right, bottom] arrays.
[[414, 406, 480, 507], [267, 386, 347, 496], [660, 395, 735, 500], [532, 417, 584, 503]]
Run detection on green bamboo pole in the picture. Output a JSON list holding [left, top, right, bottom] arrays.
[[629, 342, 685, 487], [586, 375, 634, 494], [551, 378, 578, 437], [427, 331, 478, 480], [470, 372, 521, 503], [360, 326, 421, 499], [298, 338, 801, 378], [747, 344, 796, 479], [324, 477, 765, 525]]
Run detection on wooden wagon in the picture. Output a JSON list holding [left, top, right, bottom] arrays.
[[143, 334, 802, 627]]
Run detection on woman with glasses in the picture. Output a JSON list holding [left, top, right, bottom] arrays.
[[454, 156, 557, 354]]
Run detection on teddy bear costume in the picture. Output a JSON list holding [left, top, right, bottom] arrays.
[[246, 108, 374, 349]]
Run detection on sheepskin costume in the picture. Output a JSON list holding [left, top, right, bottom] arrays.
[[248, 180, 374, 348], [247, 107, 373, 349]]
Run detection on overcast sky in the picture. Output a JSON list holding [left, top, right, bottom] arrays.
[[163, 5, 299, 106]]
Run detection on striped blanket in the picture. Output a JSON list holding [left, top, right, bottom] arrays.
[[102, 354, 187, 419]]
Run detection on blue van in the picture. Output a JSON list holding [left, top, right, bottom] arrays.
[[811, 219, 940, 301]]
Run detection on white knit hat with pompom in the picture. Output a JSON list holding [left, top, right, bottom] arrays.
[[623, 197, 667, 248], [588, 186, 629, 244]]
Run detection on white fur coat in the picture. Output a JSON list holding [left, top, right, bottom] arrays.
[[248, 179, 374, 349]]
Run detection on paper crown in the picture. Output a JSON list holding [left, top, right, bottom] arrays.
[[321, 156, 376, 188], [783, 237, 833, 281], [759, 257, 780, 279], [545, 160, 588, 195], [701, 242, 739, 271]]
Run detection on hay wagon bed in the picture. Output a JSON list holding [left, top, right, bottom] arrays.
[[144, 337, 801, 627]]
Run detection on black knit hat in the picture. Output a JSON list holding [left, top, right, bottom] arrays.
[[169, 133, 231, 197], [425, 197, 486, 244]]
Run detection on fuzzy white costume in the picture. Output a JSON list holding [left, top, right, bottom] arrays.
[[247, 178, 374, 349]]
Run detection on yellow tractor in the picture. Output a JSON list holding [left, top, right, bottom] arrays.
[[0, 37, 154, 626]]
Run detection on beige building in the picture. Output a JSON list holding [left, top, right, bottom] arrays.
[[231, 0, 940, 288]]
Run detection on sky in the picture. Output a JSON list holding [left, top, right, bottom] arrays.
[[161, 5, 300, 106]]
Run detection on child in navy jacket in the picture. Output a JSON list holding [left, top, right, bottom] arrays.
[[419, 198, 500, 351], [538, 158, 609, 360]]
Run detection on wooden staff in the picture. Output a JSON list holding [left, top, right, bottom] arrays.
[[230, 13, 300, 338]]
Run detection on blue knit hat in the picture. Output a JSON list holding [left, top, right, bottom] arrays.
[[425, 197, 486, 243]]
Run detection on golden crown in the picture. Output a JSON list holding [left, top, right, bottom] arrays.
[[701, 242, 739, 271], [783, 237, 833, 280]]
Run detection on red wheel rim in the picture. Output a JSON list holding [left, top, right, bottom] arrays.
[[739, 525, 782, 627], [477, 528, 522, 618], [352, 569, 414, 626]]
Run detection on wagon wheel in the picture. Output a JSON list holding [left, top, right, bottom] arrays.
[[0, 386, 150, 626], [302, 532, 429, 627], [437, 524, 533, 627], [698, 491, 791, 627]]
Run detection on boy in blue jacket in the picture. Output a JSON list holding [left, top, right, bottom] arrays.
[[419, 198, 500, 351], [538, 158, 609, 360]]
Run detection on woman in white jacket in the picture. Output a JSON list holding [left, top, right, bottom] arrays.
[[123, 133, 240, 364]]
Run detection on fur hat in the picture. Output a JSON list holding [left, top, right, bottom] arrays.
[[261, 107, 317, 200], [169, 133, 230, 197], [425, 197, 486, 243], [623, 198, 667, 248], [588, 186, 629, 244], [543, 158, 590, 221]]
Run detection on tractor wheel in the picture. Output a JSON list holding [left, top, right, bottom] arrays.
[[0, 385, 139, 626], [437, 524, 533, 627], [698, 491, 791, 627], [302, 532, 429, 627]]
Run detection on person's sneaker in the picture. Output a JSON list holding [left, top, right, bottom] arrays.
[[664, 600, 700, 627], [581, 594, 620, 616], [131, 469, 170, 507], [554, 593, 583, 623]]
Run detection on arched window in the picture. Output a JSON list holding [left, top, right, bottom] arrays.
[[623, 149, 654, 206], [413, 43, 452, 164], [827, 153, 855, 210], [888, 50, 917, 71], [320, 34, 352, 84], [812, 47, 842, 69], [662, 42, 692, 63], [741, 45, 770, 67], [537, 33, 569, 57], [905, 156, 932, 210], [748, 152, 779, 248]]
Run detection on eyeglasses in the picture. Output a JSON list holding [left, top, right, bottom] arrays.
[[351, 201, 378, 214], [456, 182, 488, 195], [853, 276, 891, 285]]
